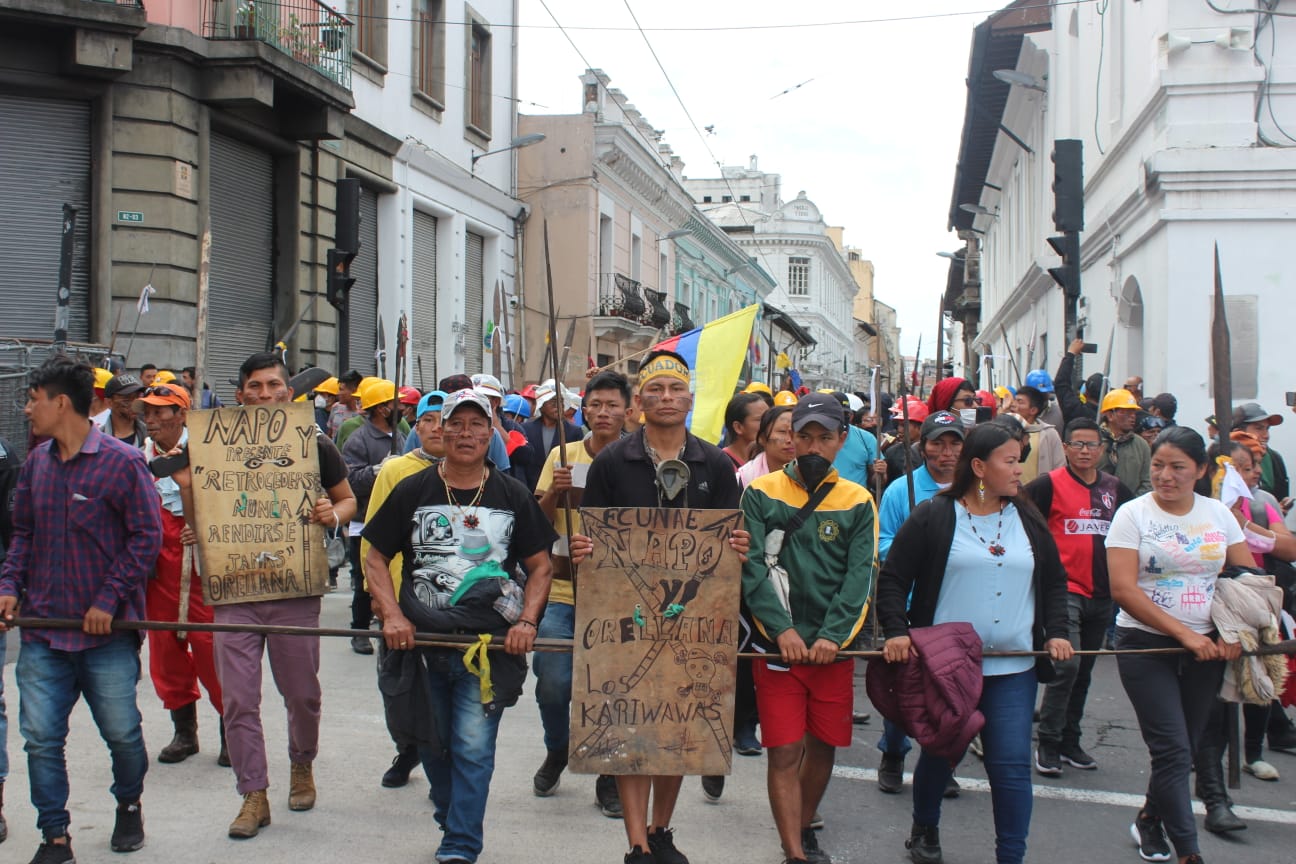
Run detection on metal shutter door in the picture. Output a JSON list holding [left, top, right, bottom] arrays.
[[464, 231, 484, 374], [207, 133, 273, 398], [0, 94, 91, 341], [411, 211, 438, 387], [348, 186, 379, 376]]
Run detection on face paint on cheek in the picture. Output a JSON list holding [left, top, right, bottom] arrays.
[[640, 394, 661, 411]]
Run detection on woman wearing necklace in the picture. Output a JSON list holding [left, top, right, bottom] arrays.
[[878, 422, 1072, 864]]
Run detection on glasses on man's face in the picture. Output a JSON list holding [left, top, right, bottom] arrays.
[[145, 385, 178, 398], [950, 395, 978, 408], [1065, 440, 1104, 451]]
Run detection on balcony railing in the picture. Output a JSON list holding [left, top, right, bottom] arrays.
[[643, 289, 671, 329], [597, 273, 647, 323], [670, 302, 694, 336], [202, 0, 353, 88]]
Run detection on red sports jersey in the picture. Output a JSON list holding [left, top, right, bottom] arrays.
[[1025, 466, 1132, 598]]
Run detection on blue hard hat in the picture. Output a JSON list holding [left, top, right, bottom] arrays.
[[416, 390, 448, 418], [503, 393, 532, 419], [1024, 369, 1054, 393]]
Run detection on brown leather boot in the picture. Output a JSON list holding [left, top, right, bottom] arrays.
[[158, 702, 199, 764], [288, 762, 315, 811], [228, 790, 270, 839]]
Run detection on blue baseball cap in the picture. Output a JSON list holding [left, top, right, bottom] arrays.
[[416, 390, 448, 419]]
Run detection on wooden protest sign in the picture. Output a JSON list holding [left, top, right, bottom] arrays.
[[570, 507, 743, 776], [187, 402, 328, 606]]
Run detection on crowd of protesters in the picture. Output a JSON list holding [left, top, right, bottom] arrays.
[[0, 346, 1295, 864]]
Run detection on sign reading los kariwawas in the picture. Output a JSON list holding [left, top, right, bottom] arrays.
[[571, 507, 743, 776], [187, 402, 328, 606]]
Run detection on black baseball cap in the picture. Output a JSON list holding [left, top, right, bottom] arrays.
[[792, 392, 846, 432], [921, 410, 966, 442], [104, 373, 144, 399]]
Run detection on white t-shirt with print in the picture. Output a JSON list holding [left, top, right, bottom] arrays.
[[1107, 493, 1244, 635]]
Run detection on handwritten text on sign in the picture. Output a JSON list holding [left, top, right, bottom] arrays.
[[570, 507, 743, 776], [187, 402, 327, 606]]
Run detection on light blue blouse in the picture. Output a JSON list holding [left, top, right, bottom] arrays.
[[933, 501, 1036, 676]]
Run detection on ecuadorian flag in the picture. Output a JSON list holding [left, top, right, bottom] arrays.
[[652, 304, 760, 444]]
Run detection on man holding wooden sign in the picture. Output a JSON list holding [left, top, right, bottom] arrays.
[[580, 349, 748, 864], [741, 392, 878, 864], [188, 352, 356, 839]]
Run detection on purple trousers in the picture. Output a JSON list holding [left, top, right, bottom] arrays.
[[213, 596, 322, 795]]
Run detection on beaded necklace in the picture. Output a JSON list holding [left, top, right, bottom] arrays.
[[440, 463, 488, 530], [960, 498, 1007, 557]]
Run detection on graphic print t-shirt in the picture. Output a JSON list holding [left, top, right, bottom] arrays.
[[1107, 493, 1245, 635], [363, 467, 555, 612]]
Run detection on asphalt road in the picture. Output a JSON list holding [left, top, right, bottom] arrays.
[[2, 592, 1294, 863]]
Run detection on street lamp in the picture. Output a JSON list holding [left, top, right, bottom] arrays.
[[993, 69, 1047, 92], [724, 259, 757, 278], [656, 229, 690, 243], [471, 133, 546, 169], [936, 251, 965, 261]]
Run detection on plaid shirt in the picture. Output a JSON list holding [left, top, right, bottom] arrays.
[[0, 425, 162, 650]]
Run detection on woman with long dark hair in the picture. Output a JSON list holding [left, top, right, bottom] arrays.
[[878, 423, 1072, 864], [736, 406, 795, 489], [1108, 425, 1252, 864]]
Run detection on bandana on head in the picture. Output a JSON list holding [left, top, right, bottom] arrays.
[[638, 356, 690, 388]]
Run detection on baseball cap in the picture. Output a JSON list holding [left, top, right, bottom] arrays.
[[791, 392, 846, 433], [93, 367, 114, 392], [921, 410, 966, 442], [471, 374, 504, 400], [438, 374, 473, 393], [1233, 402, 1284, 427], [443, 388, 492, 420], [105, 373, 144, 399], [416, 390, 447, 419], [398, 385, 421, 406], [134, 383, 191, 411]]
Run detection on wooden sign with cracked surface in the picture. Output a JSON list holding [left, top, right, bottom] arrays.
[[187, 402, 328, 606], [570, 507, 743, 776]]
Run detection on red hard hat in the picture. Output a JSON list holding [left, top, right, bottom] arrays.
[[398, 386, 421, 405]]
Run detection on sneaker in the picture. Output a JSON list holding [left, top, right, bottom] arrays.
[[29, 835, 75, 864], [734, 721, 762, 756], [905, 822, 942, 864], [624, 846, 654, 864], [809, 811, 824, 830], [382, 746, 420, 788], [596, 774, 623, 818], [350, 635, 374, 655], [647, 827, 690, 864], [852, 711, 871, 725], [800, 827, 831, 864], [1035, 743, 1063, 777], [110, 799, 145, 852], [1060, 743, 1097, 770], [701, 775, 724, 802], [533, 748, 568, 797], [878, 752, 904, 793], [1244, 759, 1280, 781], [1130, 811, 1172, 862], [943, 776, 960, 799], [968, 734, 983, 759]]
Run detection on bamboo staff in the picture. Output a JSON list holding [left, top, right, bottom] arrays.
[[542, 220, 578, 591]]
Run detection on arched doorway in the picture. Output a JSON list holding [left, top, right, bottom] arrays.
[[1117, 276, 1143, 379]]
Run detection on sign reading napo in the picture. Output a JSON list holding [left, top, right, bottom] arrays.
[[571, 507, 743, 777], [188, 402, 328, 606]]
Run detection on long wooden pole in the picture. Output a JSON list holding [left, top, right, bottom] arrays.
[[542, 221, 578, 589]]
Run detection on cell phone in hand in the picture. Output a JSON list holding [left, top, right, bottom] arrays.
[[1081, 343, 1098, 354], [149, 445, 189, 479]]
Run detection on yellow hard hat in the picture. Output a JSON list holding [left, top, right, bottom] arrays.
[[773, 391, 798, 407], [1100, 388, 1140, 414], [314, 376, 340, 396], [153, 369, 177, 384], [743, 382, 773, 396], [93, 367, 114, 391], [359, 379, 396, 410]]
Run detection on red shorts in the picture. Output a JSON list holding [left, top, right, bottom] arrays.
[[752, 657, 854, 748]]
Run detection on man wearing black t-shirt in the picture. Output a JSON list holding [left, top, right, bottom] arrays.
[[364, 388, 555, 864], [583, 350, 745, 864]]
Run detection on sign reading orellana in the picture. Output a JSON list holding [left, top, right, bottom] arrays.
[[571, 507, 744, 776], [187, 402, 328, 606]]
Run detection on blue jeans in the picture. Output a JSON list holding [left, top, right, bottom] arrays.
[[913, 668, 1036, 864], [417, 652, 505, 863], [877, 717, 913, 758], [533, 601, 574, 752], [18, 636, 148, 839]]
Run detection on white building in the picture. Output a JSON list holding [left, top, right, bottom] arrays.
[[689, 173, 861, 392], [346, 0, 525, 385], [946, 0, 1296, 449]]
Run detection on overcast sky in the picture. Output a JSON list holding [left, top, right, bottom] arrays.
[[516, 0, 1013, 357]]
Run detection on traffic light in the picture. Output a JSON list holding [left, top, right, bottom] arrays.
[[1047, 232, 1081, 299], [1051, 139, 1084, 232], [326, 247, 356, 310]]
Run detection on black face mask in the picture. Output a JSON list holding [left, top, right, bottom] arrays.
[[796, 454, 833, 491]]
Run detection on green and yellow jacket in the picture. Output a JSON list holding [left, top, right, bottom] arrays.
[[741, 463, 878, 653]]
